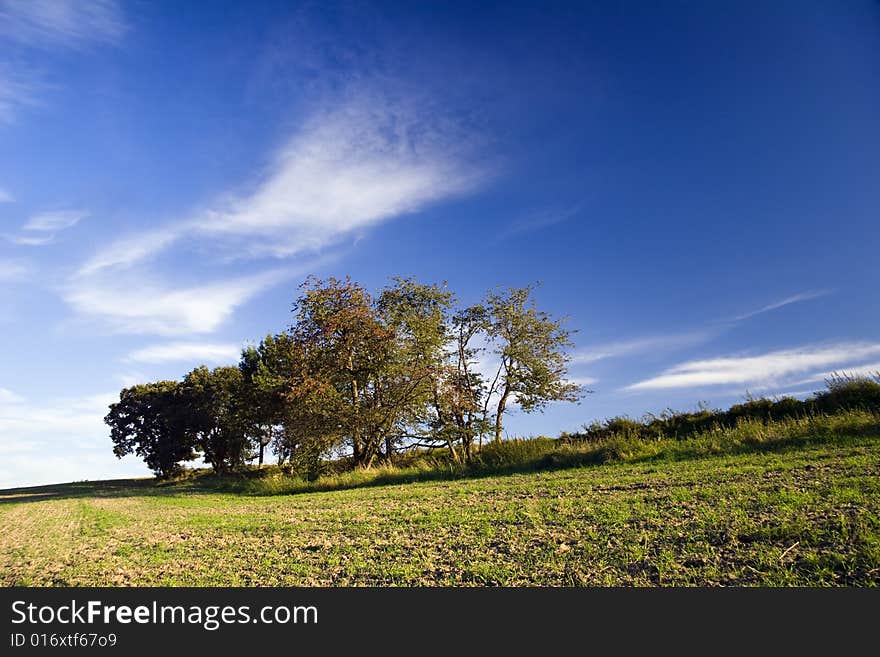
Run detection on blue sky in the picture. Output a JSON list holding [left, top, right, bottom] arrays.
[[1, 1, 879, 487]]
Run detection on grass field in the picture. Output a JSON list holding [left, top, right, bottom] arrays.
[[2, 433, 878, 586]]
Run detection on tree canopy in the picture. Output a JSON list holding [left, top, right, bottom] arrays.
[[106, 276, 585, 478]]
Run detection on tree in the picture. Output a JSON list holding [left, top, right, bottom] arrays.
[[105, 381, 194, 478], [181, 366, 251, 474], [107, 276, 590, 477], [281, 364, 342, 479], [239, 335, 296, 466], [375, 277, 454, 462], [406, 301, 489, 463], [438, 304, 492, 461], [289, 277, 395, 468], [483, 285, 583, 443], [286, 276, 458, 468]]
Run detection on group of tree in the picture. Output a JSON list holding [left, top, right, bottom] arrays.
[[106, 277, 583, 479]]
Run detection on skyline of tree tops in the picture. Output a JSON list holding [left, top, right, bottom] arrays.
[[106, 276, 584, 478]]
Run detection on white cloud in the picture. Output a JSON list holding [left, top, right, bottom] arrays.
[[77, 227, 183, 276], [826, 362, 880, 380], [125, 341, 242, 365], [790, 361, 880, 386], [0, 259, 27, 281], [5, 209, 87, 245], [0, 387, 24, 403], [0, 186, 12, 202], [730, 289, 831, 322], [0, 389, 113, 443], [625, 342, 880, 391], [572, 291, 830, 368], [0, 0, 126, 47], [68, 93, 481, 345], [23, 209, 87, 231], [573, 332, 711, 364], [502, 203, 584, 238], [201, 99, 480, 246], [5, 233, 54, 246], [80, 94, 485, 274], [0, 63, 39, 123], [766, 389, 815, 399], [567, 376, 598, 387], [0, 2, 124, 123], [64, 269, 290, 336], [0, 388, 150, 488], [116, 372, 146, 388]]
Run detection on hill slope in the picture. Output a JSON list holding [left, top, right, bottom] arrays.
[[1, 437, 878, 586]]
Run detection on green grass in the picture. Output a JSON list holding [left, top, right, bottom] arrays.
[[2, 413, 879, 586], [177, 408, 880, 497]]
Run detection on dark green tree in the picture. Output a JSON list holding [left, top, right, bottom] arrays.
[[182, 365, 251, 473], [239, 335, 296, 466], [105, 381, 194, 478]]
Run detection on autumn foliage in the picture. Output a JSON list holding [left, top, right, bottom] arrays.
[[106, 277, 583, 478]]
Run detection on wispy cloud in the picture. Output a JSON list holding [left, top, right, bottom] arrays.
[[199, 97, 483, 255], [0, 387, 24, 403], [0, 0, 126, 48], [5, 209, 89, 245], [69, 84, 483, 346], [5, 233, 54, 246], [23, 209, 87, 232], [64, 269, 291, 336], [125, 342, 243, 365], [501, 203, 584, 238], [0, 258, 27, 281], [77, 227, 183, 277], [0, 388, 149, 488], [80, 94, 486, 274], [789, 361, 880, 387], [0, 186, 12, 202], [729, 289, 831, 322], [573, 332, 711, 365], [572, 290, 831, 367], [570, 290, 833, 375], [0, 63, 40, 123], [115, 372, 147, 389], [0, 1, 125, 124], [0, 389, 117, 443], [625, 342, 880, 391]]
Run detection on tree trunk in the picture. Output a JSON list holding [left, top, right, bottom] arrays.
[[384, 436, 394, 464], [258, 425, 272, 467], [494, 385, 511, 444], [350, 363, 362, 465], [446, 438, 461, 464]]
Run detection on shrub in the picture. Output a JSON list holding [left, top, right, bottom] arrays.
[[475, 437, 558, 469], [813, 373, 880, 414], [570, 375, 880, 446]]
